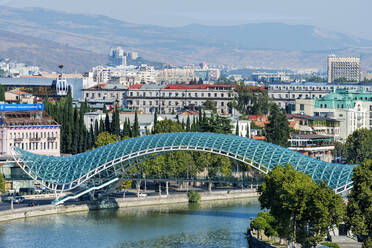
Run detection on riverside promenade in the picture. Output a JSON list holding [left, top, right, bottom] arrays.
[[0, 189, 259, 222]]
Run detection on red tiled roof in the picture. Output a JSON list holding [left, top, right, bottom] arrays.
[[129, 84, 143, 89], [163, 84, 234, 90]]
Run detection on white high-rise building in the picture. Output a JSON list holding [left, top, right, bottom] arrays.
[[327, 55, 360, 83]]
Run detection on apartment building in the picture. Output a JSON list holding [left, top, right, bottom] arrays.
[[268, 82, 372, 110], [124, 84, 235, 115], [0, 104, 61, 157], [327, 55, 360, 83], [294, 88, 372, 140], [83, 84, 127, 108]]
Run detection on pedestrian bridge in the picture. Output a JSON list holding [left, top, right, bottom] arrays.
[[11, 132, 356, 196]]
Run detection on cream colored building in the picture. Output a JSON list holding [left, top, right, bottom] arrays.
[[0, 108, 61, 157], [327, 55, 360, 83]]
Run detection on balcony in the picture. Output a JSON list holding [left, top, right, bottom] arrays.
[[29, 137, 41, 142]]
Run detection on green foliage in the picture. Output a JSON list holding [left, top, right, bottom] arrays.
[[120, 180, 132, 190], [307, 76, 325, 82], [0, 84, 5, 101], [187, 190, 201, 203], [154, 119, 184, 133], [321, 242, 340, 248], [0, 173, 6, 194], [250, 212, 278, 239], [265, 104, 290, 147], [203, 100, 217, 113], [132, 111, 140, 137], [334, 77, 357, 83], [346, 160, 372, 238], [95, 131, 120, 148], [259, 165, 346, 247], [345, 128, 372, 163], [43, 93, 92, 154], [332, 142, 346, 158], [231, 82, 271, 115]]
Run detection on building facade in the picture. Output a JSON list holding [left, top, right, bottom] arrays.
[[294, 89, 372, 140], [327, 55, 360, 83], [268, 82, 372, 110], [0, 104, 61, 157], [83, 83, 127, 108], [125, 84, 235, 115]]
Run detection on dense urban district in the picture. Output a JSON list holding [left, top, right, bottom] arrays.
[[0, 49, 371, 248]]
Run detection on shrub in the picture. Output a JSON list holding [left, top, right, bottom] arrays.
[[187, 190, 201, 203], [321, 242, 340, 248]]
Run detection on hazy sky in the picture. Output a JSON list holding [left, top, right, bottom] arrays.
[[3, 0, 372, 39]]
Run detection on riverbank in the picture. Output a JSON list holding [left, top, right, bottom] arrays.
[[0, 189, 258, 222]]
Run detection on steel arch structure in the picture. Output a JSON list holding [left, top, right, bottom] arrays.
[[11, 132, 356, 195]]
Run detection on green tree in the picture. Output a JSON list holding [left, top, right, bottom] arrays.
[[186, 115, 191, 132], [154, 119, 184, 133], [112, 106, 121, 136], [0, 84, 5, 101], [132, 112, 140, 137], [0, 173, 6, 194], [95, 131, 120, 148], [345, 128, 372, 163], [265, 104, 290, 147], [231, 82, 271, 115], [152, 109, 158, 133], [346, 160, 372, 243], [259, 165, 346, 247], [104, 113, 110, 132], [235, 121, 239, 135], [203, 100, 217, 113], [307, 76, 325, 82]]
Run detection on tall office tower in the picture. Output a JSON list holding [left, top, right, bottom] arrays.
[[327, 55, 360, 83], [109, 47, 127, 66]]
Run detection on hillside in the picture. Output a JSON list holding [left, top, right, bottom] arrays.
[[0, 29, 108, 72], [1, 6, 372, 70]]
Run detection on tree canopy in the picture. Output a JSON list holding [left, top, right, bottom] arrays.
[[345, 128, 372, 164], [346, 160, 372, 242], [259, 164, 346, 247], [265, 104, 290, 147]]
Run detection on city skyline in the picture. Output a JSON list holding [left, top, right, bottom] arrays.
[[2, 0, 372, 40]]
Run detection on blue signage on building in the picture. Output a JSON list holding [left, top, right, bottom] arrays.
[[0, 104, 44, 111]]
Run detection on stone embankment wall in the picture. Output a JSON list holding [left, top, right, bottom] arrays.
[[0, 189, 258, 222]]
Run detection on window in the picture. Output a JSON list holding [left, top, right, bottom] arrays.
[[300, 104, 304, 111], [215, 93, 217, 97]]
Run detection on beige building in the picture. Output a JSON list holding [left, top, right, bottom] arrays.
[[5, 89, 34, 104], [327, 55, 360, 83], [125, 84, 235, 115], [0, 108, 61, 157]]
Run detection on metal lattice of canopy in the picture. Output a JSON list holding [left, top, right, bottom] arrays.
[[11, 132, 356, 194]]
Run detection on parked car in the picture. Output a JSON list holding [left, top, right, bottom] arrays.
[[13, 196, 25, 204]]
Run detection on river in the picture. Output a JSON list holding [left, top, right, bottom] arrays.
[[0, 198, 261, 248]]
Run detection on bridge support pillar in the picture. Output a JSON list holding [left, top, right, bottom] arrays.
[[158, 183, 161, 196], [166, 181, 169, 195], [208, 182, 212, 192], [136, 181, 140, 197]]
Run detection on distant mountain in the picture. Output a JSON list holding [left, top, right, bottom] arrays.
[[1, 6, 372, 70], [0, 29, 108, 72]]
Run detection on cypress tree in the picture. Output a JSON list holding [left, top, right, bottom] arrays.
[[128, 118, 133, 137], [0, 84, 5, 101], [186, 115, 191, 132], [99, 118, 104, 133], [113, 107, 120, 136], [78, 110, 86, 153], [235, 120, 239, 136], [153, 109, 158, 134], [105, 113, 110, 132], [71, 107, 79, 154], [132, 112, 140, 137], [94, 119, 99, 138]]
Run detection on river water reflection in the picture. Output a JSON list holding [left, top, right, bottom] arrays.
[[0, 198, 260, 248]]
